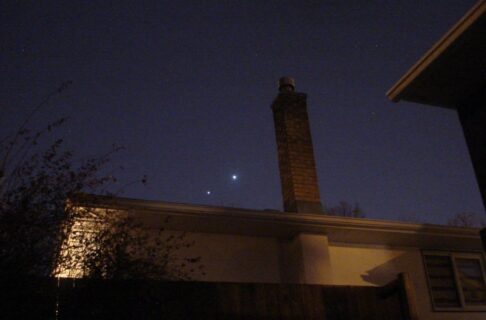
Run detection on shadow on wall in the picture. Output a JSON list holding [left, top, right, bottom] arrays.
[[361, 251, 422, 286]]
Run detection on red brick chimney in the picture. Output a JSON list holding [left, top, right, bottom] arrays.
[[272, 77, 323, 213]]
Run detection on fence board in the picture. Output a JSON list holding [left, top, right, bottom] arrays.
[[0, 278, 411, 319]]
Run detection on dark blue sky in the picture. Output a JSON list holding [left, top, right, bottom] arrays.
[[2, 1, 484, 224]]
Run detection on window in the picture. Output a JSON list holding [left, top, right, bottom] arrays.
[[423, 251, 486, 311]]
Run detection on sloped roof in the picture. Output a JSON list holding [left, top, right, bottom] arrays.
[[387, 1, 486, 108]]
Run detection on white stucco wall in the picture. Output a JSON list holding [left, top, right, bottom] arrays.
[[329, 244, 486, 320], [179, 232, 281, 283], [70, 201, 484, 319], [327, 243, 413, 286], [327, 243, 485, 320], [178, 231, 485, 320]]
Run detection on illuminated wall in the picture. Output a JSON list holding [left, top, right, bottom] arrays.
[[57, 206, 484, 319]]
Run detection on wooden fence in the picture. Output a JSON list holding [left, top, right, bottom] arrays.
[[1, 274, 416, 319]]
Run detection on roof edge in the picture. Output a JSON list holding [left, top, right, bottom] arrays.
[[73, 194, 481, 240], [386, 0, 486, 103]]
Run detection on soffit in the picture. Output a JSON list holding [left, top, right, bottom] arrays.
[[387, 1, 486, 108]]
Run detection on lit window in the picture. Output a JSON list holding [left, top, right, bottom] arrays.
[[423, 251, 486, 311]]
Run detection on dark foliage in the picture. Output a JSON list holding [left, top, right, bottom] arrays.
[[447, 212, 485, 228], [326, 201, 365, 218], [0, 83, 202, 281], [58, 203, 204, 280]]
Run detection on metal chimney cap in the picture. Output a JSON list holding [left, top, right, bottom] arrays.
[[278, 76, 295, 92]]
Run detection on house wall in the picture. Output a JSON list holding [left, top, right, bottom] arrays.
[[178, 231, 485, 320], [180, 232, 282, 283], [65, 206, 484, 319], [327, 244, 485, 320]]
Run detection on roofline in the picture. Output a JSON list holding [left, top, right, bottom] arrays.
[[74, 194, 481, 241], [386, 0, 486, 103]]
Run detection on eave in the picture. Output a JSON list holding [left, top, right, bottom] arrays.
[[386, 0, 486, 109], [76, 194, 483, 251]]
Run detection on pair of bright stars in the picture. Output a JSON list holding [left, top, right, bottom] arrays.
[[206, 174, 238, 195]]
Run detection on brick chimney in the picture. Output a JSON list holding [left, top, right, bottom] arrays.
[[272, 77, 323, 213]]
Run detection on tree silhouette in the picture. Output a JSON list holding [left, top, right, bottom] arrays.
[[326, 201, 365, 218], [447, 212, 485, 228], [0, 83, 202, 281]]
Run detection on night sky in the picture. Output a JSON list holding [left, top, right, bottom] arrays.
[[2, 1, 484, 224]]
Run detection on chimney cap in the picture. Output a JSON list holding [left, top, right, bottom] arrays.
[[279, 76, 295, 93]]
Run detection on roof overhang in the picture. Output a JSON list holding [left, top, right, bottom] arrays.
[[386, 1, 486, 109], [76, 195, 483, 251]]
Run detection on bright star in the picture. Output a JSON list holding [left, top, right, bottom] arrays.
[[206, 190, 211, 195], [232, 174, 238, 181]]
